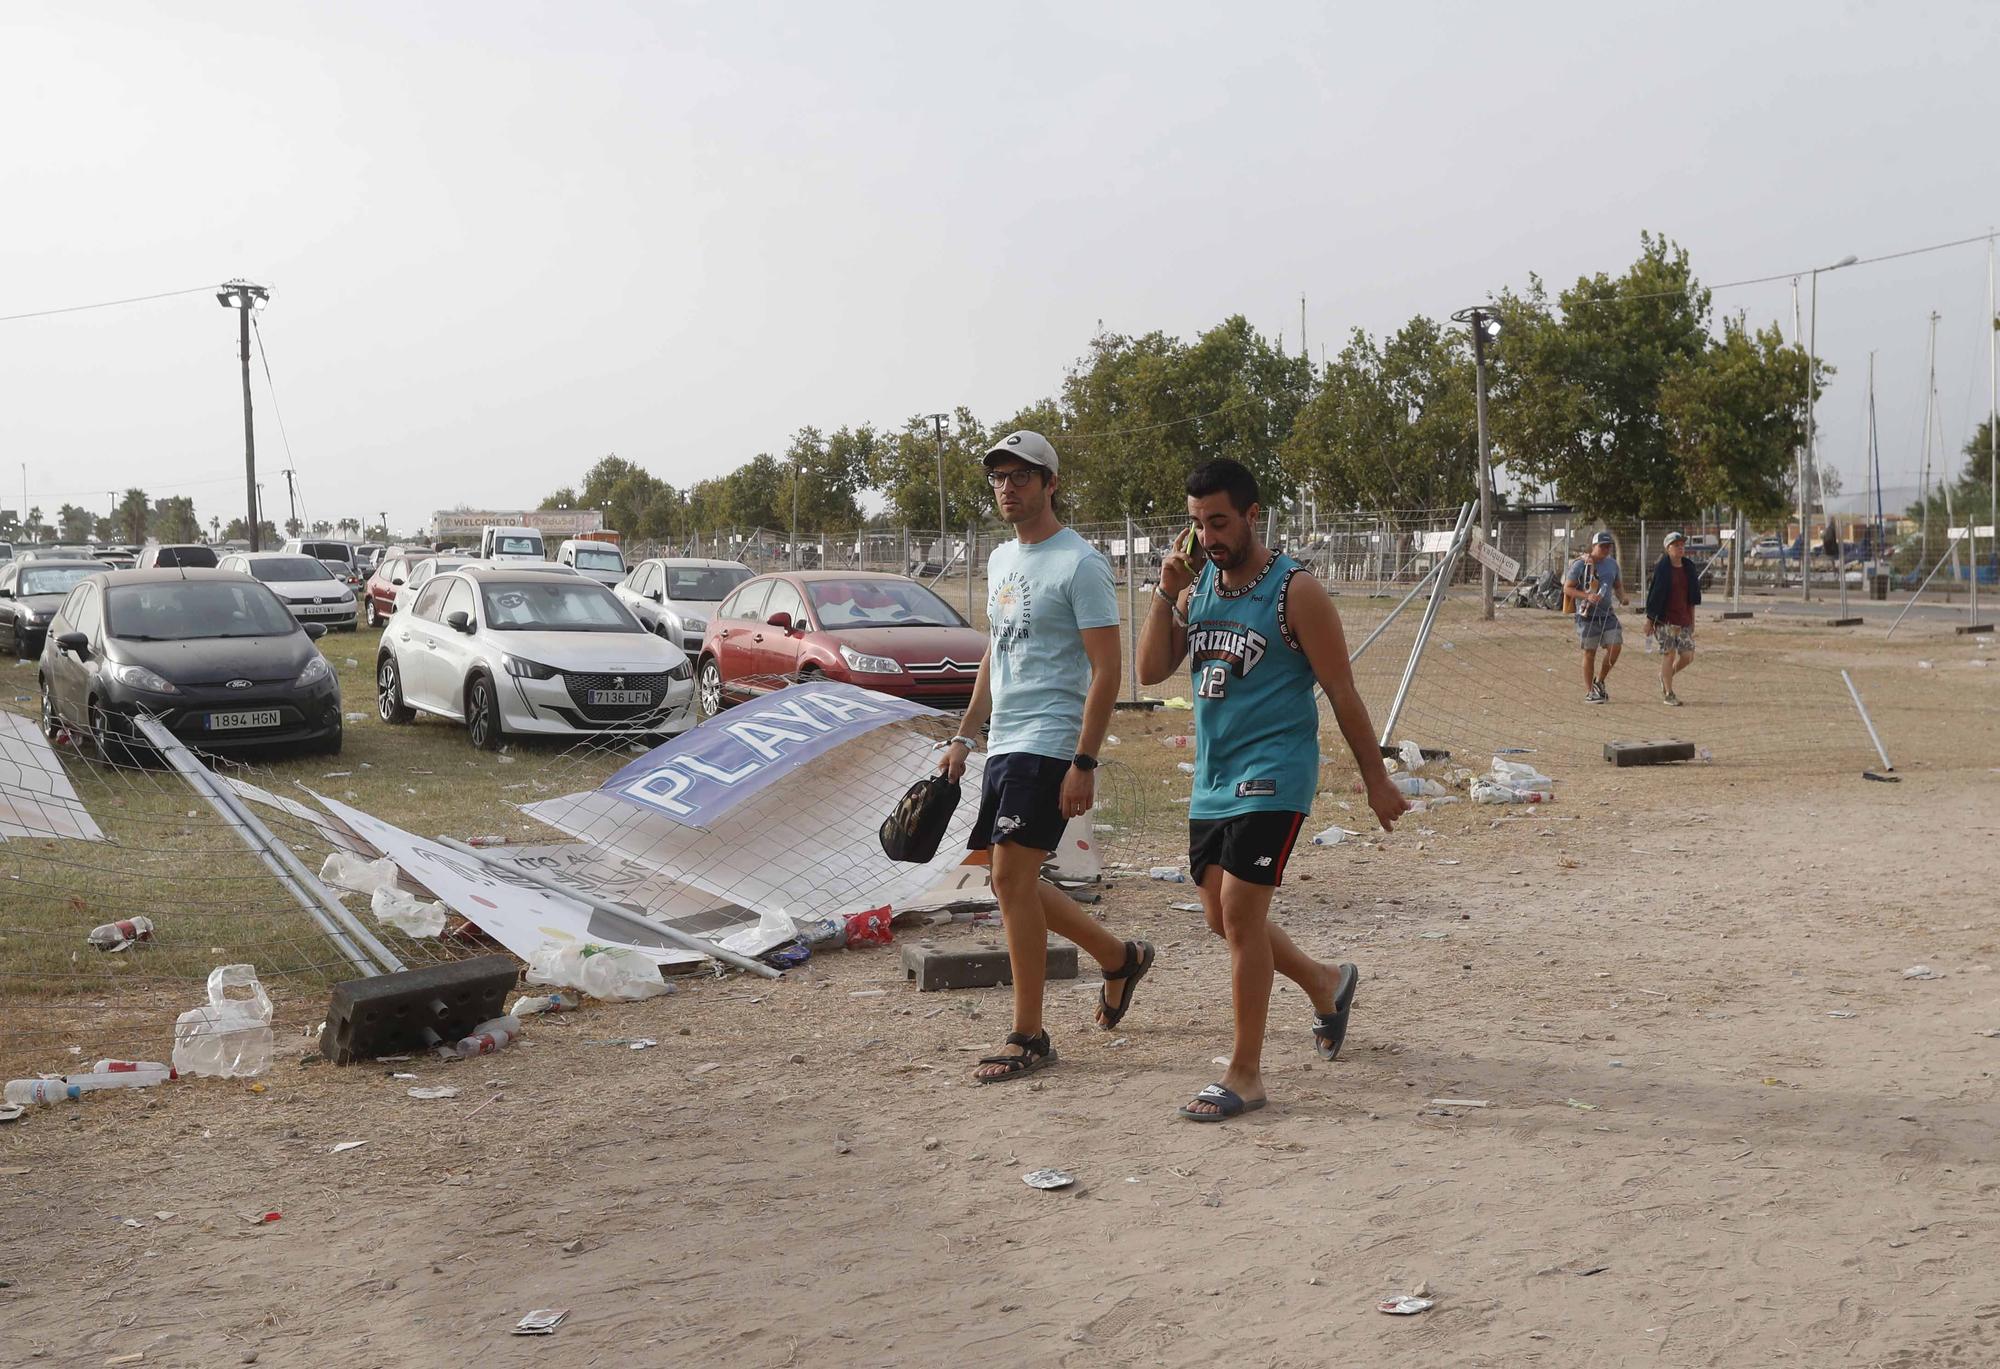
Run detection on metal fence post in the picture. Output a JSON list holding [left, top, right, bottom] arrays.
[[1125, 513, 1139, 702], [965, 521, 976, 617], [1639, 519, 1648, 599], [901, 526, 909, 574]]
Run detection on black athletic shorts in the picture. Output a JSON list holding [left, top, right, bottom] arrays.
[[967, 751, 1071, 853], [1188, 810, 1307, 887]]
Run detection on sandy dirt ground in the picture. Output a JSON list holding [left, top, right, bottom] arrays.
[[3, 614, 1998, 1368]]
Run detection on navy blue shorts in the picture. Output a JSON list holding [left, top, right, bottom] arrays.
[[967, 751, 1071, 853]]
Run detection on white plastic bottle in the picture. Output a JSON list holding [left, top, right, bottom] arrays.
[[4, 1072, 167, 1105], [453, 1015, 522, 1058]]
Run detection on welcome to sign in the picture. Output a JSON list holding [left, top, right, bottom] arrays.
[[602, 681, 940, 824]]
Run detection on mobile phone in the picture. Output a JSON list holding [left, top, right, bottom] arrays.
[[1175, 523, 1200, 563]]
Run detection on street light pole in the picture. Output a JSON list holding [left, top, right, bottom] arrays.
[[216, 280, 270, 550], [928, 413, 950, 546], [1801, 254, 1856, 604], [1452, 306, 1499, 620]]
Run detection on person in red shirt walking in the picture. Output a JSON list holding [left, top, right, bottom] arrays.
[[1644, 530, 1702, 706]]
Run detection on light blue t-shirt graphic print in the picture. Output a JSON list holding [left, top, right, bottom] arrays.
[[984, 527, 1120, 761]]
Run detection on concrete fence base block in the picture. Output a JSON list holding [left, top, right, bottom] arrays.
[[1954, 622, 1995, 635], [1603, 738, 1699, 767], [1719, 610, 1755, 620], [902, 942, 1080, 992], [1824, 617, 1864, 627]]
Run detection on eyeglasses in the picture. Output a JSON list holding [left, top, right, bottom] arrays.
[[986, 468, 1042, 490]]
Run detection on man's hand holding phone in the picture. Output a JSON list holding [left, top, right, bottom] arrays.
[[1159, 523, 1202, 599]]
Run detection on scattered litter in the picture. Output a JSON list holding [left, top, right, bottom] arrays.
[[88, 917, 155, 952], [1211, 1056, 1230, 1067], [512, 1308, 569, 1336], [407, 1086, 459, 1100], [1564, 1099, 1598, 1111], [1169, 901, 1203, 912], [1437, 859, 1460, 866], [1391, 774, 1446, 799], [371, 885, 448, 938], [250, 1211, 280, 1224], [331, 1140, 368, 1153], [1429, 1098, 1488, 1108], [172, 964, 274, 1079], [1311, 826, 1358, 847], [525, 943, 671, 1001], [390, 1072, 418, 1080], [624, 1038, 658, 1051], [1418, 931, 1449, 940], [453, 1016, 521, 1058], [1161, 696, 1192, 711], [1903, 966, 1943, 981], [510, 992, 578, 1017], [1103, 734, 1119, 746], [1828, 1010, 1857, 1019], [1378, 1295, 1435, 1315], [1148, 867, 1188, 883], [345, 712, 368, 722], [0, 1105, 23, 1123], [319, 851, 400, 896], [1023, 1168, 1076, 1190], [1397, 739, 1428, 773], [1176, 761, 1195, 774], [849, 989, 888, 999], [841, 905, 894, 948], [321, 771, 352, 779]]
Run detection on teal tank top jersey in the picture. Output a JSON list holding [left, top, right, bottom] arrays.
[[1186, 552, 1319, 819]]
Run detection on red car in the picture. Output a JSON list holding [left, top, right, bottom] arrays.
[[698, 570, 986, 718]]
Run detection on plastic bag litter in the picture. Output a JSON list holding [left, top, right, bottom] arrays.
[[718, 905, 799, 957], [1488, 757, 1554, 792], [172, 964, 275, 1078], [841, 905, 894, 947], [524, 943, 671, 1001], [1396, 739, 1427, 773], [320, 851, 400, 896], [371, 885, 448, 938]]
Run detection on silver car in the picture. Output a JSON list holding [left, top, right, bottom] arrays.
[[614, 558, 753, 652], [375, 565, 694, 749]]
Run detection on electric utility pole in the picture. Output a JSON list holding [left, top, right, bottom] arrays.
[[216, 281, 270, 549]]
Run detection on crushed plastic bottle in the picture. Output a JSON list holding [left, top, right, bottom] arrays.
[[1159, 734, 1194, 750], [453, 1015, 522, 1058], [1471, 779, 1555, 805], [1391, 774, 1447, 799], [91, 1059, 175, 1080], [171, 964, 275, 1078], [525, 944, 670, 1001], [87, 917, 156, 951], [509, 992, 577, 1018], [798, 915, 848, 950]]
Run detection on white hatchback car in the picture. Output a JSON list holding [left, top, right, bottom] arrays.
[[614, 558, 753, 652], [219, 552, 359, 632], [375, 565, 694, 749]]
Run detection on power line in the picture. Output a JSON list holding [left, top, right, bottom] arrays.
[[0, 284, 218, 325], [251, 314, 301, 482], [1564, 231, 1996, 309]]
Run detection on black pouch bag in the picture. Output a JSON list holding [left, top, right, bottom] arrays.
[[880, 774, 961, 863]]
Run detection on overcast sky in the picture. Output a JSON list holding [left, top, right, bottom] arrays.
[[4, 1, 1996, 535]]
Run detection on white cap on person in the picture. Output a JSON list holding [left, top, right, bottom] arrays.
[[982, 431, 1060, 477], [1663, 530, 1686, 548]]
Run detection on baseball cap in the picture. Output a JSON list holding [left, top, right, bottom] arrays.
[[983, 430, 1060, 478], [1591, 531, 1615, 547], [1663, 530, 1686, 547]]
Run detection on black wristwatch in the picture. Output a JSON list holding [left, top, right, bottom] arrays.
[[1072, 753, 1098, 772]]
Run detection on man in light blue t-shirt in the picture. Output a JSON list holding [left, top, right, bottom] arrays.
[[937, 430, 1156, 1085]]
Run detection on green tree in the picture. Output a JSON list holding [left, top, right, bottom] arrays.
[[686, 477, 729, 533], [866, 409, 994, 530], [224, 517, 280, 544], [24, 508, 46, 542], [723, 454, 787, 530], [1490, 233, 1716, 518], [1283, 316, 1477, 511], [1658, 317, 1817, 520], [116, 488, 148, 545], [57, 504, 94, 542], [151, 496, 201, 543]]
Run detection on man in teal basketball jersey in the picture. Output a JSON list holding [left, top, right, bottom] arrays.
[[1138, 458, 1406, 1121]]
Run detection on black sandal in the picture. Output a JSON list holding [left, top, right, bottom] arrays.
[[1096, 940, 1156, 1031], [1312, 963, 1360, 1061], [973, 1029, 1056, 1084]]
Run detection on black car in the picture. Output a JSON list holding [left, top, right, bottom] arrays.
[[39, 569, 343, 758], [0, 559, 103, 659]]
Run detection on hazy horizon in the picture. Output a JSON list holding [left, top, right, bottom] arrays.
[[5, 1, 1996, 537]]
